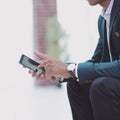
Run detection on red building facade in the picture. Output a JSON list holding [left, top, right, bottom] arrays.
[[33, 0, 58, 86], [33, 0, 57, 54]]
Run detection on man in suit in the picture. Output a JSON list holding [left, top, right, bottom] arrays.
[[29, 0, 120, 120]]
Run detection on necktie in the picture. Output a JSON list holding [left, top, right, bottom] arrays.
[[101, 18, 111, 62]]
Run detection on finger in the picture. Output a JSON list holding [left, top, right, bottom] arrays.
[[38, 58, 52, 68], [31, 71, 38, 78], [29, 69, 34, 74], [51, 76, 57, 81], [36, 74, 41, 80], [32, 71, 45, 80], [49, 76, 57, 83], [34, 51, 48, 60], [36, 74, 46, 80]]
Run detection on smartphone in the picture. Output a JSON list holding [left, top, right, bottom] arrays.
[[19, 54, 45, 74]]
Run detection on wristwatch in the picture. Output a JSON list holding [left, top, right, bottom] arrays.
[[67, 63, 77, 80], [58, 63, 77, 83]]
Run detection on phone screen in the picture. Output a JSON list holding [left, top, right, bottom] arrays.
[[19, 54, 45, 74]]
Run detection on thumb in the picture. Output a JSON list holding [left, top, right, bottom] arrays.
[[34, 50, 48, 60]]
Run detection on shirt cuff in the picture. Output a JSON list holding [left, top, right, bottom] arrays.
[[75, 63, 79, 82]]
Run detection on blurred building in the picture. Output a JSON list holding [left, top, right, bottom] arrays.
[[33, 0, 60, 86], [33, 0, 56, 53]]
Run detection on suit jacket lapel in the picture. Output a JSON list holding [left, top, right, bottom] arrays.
[[102, 18, 110, 61]]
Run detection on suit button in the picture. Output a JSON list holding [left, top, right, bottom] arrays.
[[86, 80, 92, 84]]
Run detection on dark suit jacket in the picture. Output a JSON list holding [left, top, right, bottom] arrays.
[[77, 0, 120, 84]]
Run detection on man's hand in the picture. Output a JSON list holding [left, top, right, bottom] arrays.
[[29, 51, 70, 81]]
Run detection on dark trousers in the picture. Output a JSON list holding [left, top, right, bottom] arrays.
[[67, 77, 120, 120]]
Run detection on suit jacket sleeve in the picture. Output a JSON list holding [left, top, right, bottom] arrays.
[[77, 60, 120, 84]]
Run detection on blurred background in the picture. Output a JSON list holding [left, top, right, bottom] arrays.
[[0, 0, 101, 120]]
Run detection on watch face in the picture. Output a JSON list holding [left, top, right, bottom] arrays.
[[67, 64, 75, 71]]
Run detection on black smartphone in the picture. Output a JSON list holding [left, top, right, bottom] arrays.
[[19, 54, 45, 74]]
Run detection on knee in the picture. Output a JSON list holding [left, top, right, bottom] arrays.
[[90, 77, 112, 97]]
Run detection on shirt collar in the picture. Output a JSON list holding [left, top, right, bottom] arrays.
[[101, 0, 114, 19]]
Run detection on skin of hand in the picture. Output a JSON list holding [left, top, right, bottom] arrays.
[[29, 51, 70, 81]]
